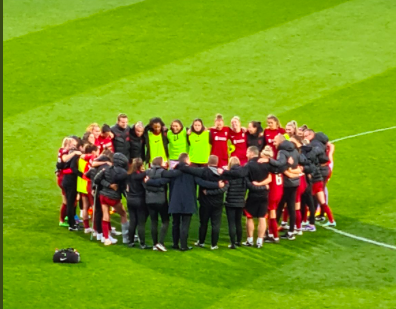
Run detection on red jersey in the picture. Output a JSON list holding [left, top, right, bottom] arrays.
[[210, 127, 230, 168], [56, 148, 69, 173], [264, 128, 286, 157], [98, 135, 113, 153], [269, 172, 283, 201], [229, 130, 248, 166]]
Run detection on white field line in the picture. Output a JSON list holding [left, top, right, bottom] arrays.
[[322, 226, 396, 250], [331, 126, 396, 142], [324, 126, 396, 250]]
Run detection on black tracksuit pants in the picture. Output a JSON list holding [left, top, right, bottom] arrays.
[[225, 207, 243, 245], [94, 189, 103, 233], [172, 214, 192, 249], [301, 182, 316, 225], [198, 203, 223, 246], [127, 198, 148, 245], [147, 203, 169, 245], [276, 186, 298, 233], [63, 178, 77, 228]]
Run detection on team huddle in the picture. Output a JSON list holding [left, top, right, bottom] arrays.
[[56, 113, 335, 251]]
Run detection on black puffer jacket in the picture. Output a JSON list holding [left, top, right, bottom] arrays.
[[144, 165, 168, 205], [197, 166, 228, 208], [94, 153, 128, 200], [224, 165, 247, 208], [126, 171, 146, 208], [246, 122, 265, 152], [269, 140, 300, 188], [129, 125, 145, 161]]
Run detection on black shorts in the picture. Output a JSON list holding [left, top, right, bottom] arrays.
[[244, 194, 268, 218]]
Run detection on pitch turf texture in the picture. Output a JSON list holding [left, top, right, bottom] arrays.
[[3, 0, 396, 308]]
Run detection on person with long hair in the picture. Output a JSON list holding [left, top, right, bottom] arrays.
[[94, 153, 129, 246], [56, 137, 81, 227], [209, 114, 230, 169], [126, 158, 150, 249], [144, 117, 168, 167], [264, 114, 286, 157], [229, 116, 248, 166], [168, 119, 189, 169], [188, 119, 211, 167], [86, 123, 101, 146], [285, 120, 298, 138], [246, 121, 265, 152], [97, 124, 114, 154]]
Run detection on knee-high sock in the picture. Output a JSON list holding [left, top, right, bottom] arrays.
[[322, 204, 334, 223], [296, 210, 302, 229]]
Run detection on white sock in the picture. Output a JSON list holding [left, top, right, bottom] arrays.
[[247, 237, 253, 243], [257, 238, 263, 245]]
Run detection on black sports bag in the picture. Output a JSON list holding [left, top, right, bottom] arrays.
[[53, 248, 80, 263]]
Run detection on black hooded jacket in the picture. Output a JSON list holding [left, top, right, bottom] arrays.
[[269, 140, 300, 188], [246, 122, 265, 151], [94, 153, 129, 200]]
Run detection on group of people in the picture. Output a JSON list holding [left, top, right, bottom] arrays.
[[56, 113, 336, 251]]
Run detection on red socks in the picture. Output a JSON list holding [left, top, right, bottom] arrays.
[[83, 219, 90, 229], [102, 221, 109, 238], [296, 210, 302, 229], [60, 203, 67, 221], [282, 208, 289, 222], [323, 204, 334, 223], [269, 218, 279, 238]]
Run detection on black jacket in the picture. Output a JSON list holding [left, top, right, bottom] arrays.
[[143, 126, 169, 164], [246, 122, 265, 151], [269, 141, 300, 188], [94, 153, 128, 200], [62, 155, 83, 187], [126, 171, 146, 204], [111, 124, 131, 160], [144, 166, 168, 205], [222, 165, 247, 208], [147, 162, 219, 214], [129, 125, 145, 161], [222, 157, 270, 196], [197, 166, 228, 208]]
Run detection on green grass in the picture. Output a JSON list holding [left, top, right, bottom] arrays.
[[3, 0, 396, 308]]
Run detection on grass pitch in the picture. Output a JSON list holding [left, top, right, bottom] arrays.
[[3, 0, 396, 308]]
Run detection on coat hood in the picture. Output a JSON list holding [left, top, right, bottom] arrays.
[[278, 140, 296, 152], [314, 132, 329, 145], [113, 153, 129, 170]]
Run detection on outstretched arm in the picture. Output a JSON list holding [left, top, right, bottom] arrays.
[[194, 177, 220, 189], [250, 174, 272, 188]]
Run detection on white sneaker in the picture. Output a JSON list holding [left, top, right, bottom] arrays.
[[101, 236, 105, 243], [155, 243, 167, 252], [322, 221, 336, 227], [296, 229, 303, 236], [111, 227, 122, 236], [84, 228, 94, 234], [153, 246, 158, 251], [109, 235, 118, 244], [302, 221, 309, 226], [92, 231, 97, 237], [194, 240, 205, 248], [104, 238, 112, 246], [211, 245, 219, 250], [96, 233, 103, 241]]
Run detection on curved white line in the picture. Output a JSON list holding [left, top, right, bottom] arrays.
[[331, 126, 396, 143]]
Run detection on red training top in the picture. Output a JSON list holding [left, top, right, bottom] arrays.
[[264, 127, 286, 157], [209, 127, 230, 168], [229, 130, 248, 166]]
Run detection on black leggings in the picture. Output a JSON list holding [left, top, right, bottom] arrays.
[[147, 204, 169, 245], [225, 207, 243, 245], [172, 214, 192, 249], [301, 182, 316, 225], [64, 182, 77, 228], [199, 204, 223, 246], [127, 199, 148, 245], [276, 186, 298, 232], [94, 190, 103, 233]]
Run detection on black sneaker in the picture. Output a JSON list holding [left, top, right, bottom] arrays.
[[68, 225, 80, 231], [242, 241, 253, 247], [180, 246, 193, 252], [264, 237, 280, 244], [235, 242, 241, 247], [280, 233, 295, 240], [315, 216, 326, 222], [228, 244, 237, 249], [140, 244, 152, 250], [128, 242, 135, 248], [171, 244, 180, 250]]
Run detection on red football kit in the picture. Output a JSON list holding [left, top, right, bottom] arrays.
[[264, 128, 286, 157], [268, 173, 283, 210], [229, 130, 248, 166], [210, 127, 230, 168], [296, 174, 307, 203], [98, 135, 114, 154]]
